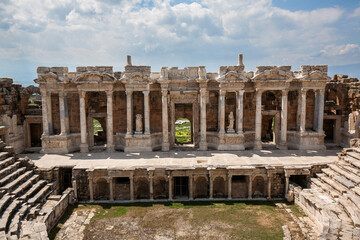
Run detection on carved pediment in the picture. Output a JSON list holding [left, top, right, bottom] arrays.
[[217, 71, 248, 82], [121, 72, 152, 85], [253, 69, 293, 81], [75, 72, 115, 83], [34, 72, 59, 84], [300, 70, 331, 81]]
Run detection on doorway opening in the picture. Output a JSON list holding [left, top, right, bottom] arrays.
[[30, 123, 42, 147], [175, 118, 192, 145], [174, 176, 189, 199], [93, 118, 106, 146], [290, 175, 308, 189], [324, 119, 335, 143]]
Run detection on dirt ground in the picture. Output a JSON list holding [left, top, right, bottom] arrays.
[[51, 201, 304, 240]]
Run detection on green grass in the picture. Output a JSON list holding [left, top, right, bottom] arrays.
[[93, 119, 103, 135], [175, 119, 191, 143]]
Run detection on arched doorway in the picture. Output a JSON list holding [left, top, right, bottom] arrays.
[[252, 176, 265, 198], [213, 176, 226, 198], [94, 178, 109, 200], [194, 176, 208, 199]]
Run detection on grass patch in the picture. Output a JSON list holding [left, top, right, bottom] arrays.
[[175, 119, 191, 144]]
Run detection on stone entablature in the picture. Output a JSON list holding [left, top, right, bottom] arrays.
[[34, 55, 331, 153]]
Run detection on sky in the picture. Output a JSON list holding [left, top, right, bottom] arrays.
[[0, 0, 360, 86]]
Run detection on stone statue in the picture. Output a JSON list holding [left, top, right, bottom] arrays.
[[227, 111, 235, 133], [135, 114, 143, 133]]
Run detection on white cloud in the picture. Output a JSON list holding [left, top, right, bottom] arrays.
[[321, 44, 360, 57], [349, 7, 360, 18]]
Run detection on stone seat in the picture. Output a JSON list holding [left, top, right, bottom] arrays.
[[340, 163, 360, 176], [0, 152, 10, 162], [347, 158, 360, 170], [0, 194, 12, 214], [0, 162, 21, 179], [316, 173, 348, 194], [0, 200, 20, 232], [321, 168, 355, 189], [0, 170, 33, 192], [11, 175, 39, 197], [0, 167, 26, 187], [8, 204, 31, 237], [338, 197, 360, 227], [0, 157, 15, 169], [353, 186, 360, 197], [27, 183, 53, 205], [346, 152, 360, 162], [329, 164, 360, 184], [18, 180, 47, 202], [347, 193, 360, 208], [310, 178, 339, 198]]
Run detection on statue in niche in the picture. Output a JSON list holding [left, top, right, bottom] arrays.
[[227, 111, 235, 133], [135, 114, 143, 134]]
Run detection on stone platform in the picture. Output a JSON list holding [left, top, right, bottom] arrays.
[[24, 149, 339, 169]]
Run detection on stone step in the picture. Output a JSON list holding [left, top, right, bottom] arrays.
[[354, 187, 360, 197], [0, 162, 20, 179], [11, 175, 39, 197], [339, 163, 360, 176], [8, 211, 20, 236], [347, 193, 360, 208], [316, 173, 348, 194], [28, 184, 52, 205], [0, 200, 20, 232], [0, 171, 33, 192], [0, 157, 15, 169], [310, 178, 339, 198], [0, 194, 12, 214], [347, 158, 360, 170], [329, 164, 360, 184], [18, 203, 31, 220], [338, 197, 360, 228], [0, 152, 10, 162], [0, 167, 26, 187], [18, 180, 47, 202], [346, 152, 360, 162], [322, 168, 355, 189]]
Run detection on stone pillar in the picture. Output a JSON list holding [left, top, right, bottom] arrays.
[[47, 91, 53, 135], [267, 176, 272, 200], [209, 175, 213, 200], [143, 90, 150, 135], [317, 89, 325, 133], [280, 90, 288, 149], [199, 88, 207, 150], [59, 91, 68, 135], [228, 174, 232, 200], [79, 90, 88, 153], [296, 90, 302, 131], [106, 91, 114, 152], [219, 90, 226, 134], [248, 175, 253, 199], [254, 90, 263, 150], [285, 175, 290, 197], [168, 174, 173, 200], [41, 89, 50, 136], [109, 177, 114, 202], [89, 177, 94, 202], [300, 89, 307, 133], [236, 90, 244, 133], [162, 89, 170, 151], [126, 90, 133, 136], [149, 172, 154, 200], [130, 175, 134, 201], [313, 91, 319, 130], [189, 175, 193, 200]]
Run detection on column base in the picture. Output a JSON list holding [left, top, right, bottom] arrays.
[[278, 142, 288, 150], [107, 145, 115, 153], [162, 142, 170, 151], [199, 141, 208, 151], [254, 140, 262, 150], [80, 143, 89, 153]]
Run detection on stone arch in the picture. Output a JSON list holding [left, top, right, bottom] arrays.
[[153, 176, 168, 199], [213, 176, 226, 198], [20, 85, 41, 115], [194, 176, 208, 199], [94, 178, 109, 200], [252, 176, 266, 198], [135, 177, 149, 199]]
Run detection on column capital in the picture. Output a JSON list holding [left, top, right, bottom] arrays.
[[79, 90, 86, 98], [318, 88, 325, 95], [200, 88, 207, 95], [238, 89, 245, 95], [256, 89, 263, 96], [143, 90, 150, 96], [300, 88, 307, 95], [282, 89, 289, 95], [219, 89, 226, 96], [161, 89, 168, 96], [58, 91, 65, 98], [105, 90, 113, 97], [125, 89, 133, 95]]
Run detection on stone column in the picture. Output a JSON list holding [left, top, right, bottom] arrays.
[[219, 90, 226, 134], [189, 175, 193, 200], [143, 90, 150, 135], [267, 176, 272, 200], [79, 90, 88, 153], [209, 175, 213, 200], [313, 91, 319, 130], [47, 91, 53, 135], [130, 175, 134, 201], [59, 91, 68, 135], [89, 176, 94, 202], [41, 89, 50, 136], [285, 175, 290, 197], [280, 90, 288, 149], [106, 91, 114, 152], [162, 89, 170, 151], [199, 88, 207, 150], [168, 174, 173, 200], [236, 90, 244, 133], [248, 175, 253, 199], [126, 90, 133, 136], [109, 177, 114, 202], [254, 90, 263, 150], [149, 172, 154, 200], [300, 89, 307, 133], [296, 90, 302, 131], [228, 174, 232, 200], [317, 89, 325, 133]]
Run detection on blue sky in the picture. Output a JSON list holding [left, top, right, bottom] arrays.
[[0, 0, 360, 86]]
